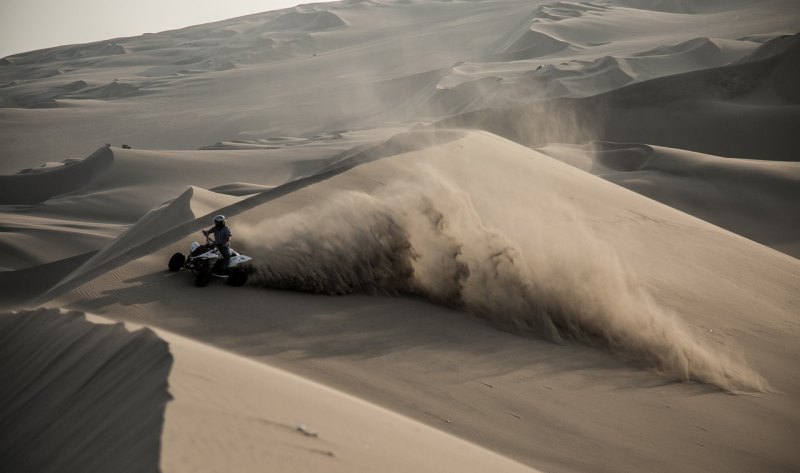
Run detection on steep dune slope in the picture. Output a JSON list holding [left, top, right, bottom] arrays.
[[0, 308, 172, 473], [50, 130, 800, 473]]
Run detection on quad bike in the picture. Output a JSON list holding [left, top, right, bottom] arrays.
[[168, 234, 253, 287]]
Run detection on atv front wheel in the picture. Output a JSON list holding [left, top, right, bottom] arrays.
[[228, 268, 248, 287], [169, 253, 186, 272]]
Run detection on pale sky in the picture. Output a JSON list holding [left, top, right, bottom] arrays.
[[0, 0, 333, 58]]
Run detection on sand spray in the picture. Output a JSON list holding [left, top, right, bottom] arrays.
[[236, 171, 766, 393]]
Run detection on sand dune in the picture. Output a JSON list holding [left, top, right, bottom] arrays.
[[0, 253, 95, 309], [3, 0, 795, 166], [264, 10, 347, 32], [2, 1, 799, 472], [0, 212, 118, 271], [0, 144, 350, 266], [494, 29, 573, 61], [54, 185, 242, 292], [1, 41, 128, 70], [439, 33, 800, 160], [3, 308, 536, 473], [433, 2, 795, 105], [0, 147, 113, 205], [31, 129, 794, 388], [43, 129, 800, 472], [538, 142, 800, 257], [0, 308, 172, 473], [435, 34, 761, 102], [208, 182, 275, 196], [158, 313, 538, 473]]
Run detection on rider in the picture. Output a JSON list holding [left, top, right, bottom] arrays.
[[202, 215, 232, 271]]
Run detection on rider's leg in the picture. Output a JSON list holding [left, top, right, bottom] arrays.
[[219, 245, 231, 270]]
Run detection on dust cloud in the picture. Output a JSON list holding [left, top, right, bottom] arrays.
[[236, 172, 767, 393]]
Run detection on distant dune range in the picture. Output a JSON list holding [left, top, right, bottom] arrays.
[[438, 34, 800, 160], [1, 1, 799, 473]]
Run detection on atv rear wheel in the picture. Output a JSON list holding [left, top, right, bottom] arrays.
[[169, 252, 186, 272], [228, 268, 248, 287]]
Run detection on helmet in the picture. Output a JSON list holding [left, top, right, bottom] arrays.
[[213, 215, 226, 228]]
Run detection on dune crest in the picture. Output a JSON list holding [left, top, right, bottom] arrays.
[[0, 308, 172, 472], [440, 36, 800, 160], [497, 29, 573, 61], [0, 147, 113, 205], [263, 10, 346, 32]]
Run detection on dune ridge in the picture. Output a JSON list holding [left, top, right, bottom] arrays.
[[0, 308, 172, 473], [439, 34, 800, 160], [0, 147, 113, 205]]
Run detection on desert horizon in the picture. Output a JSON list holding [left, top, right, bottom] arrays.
[[1, 1, 799, 472]]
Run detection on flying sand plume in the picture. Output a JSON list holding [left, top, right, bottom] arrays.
[[237, 170, 767, 393]]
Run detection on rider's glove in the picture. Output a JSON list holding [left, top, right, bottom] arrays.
[[202, 230, 208, 236]]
